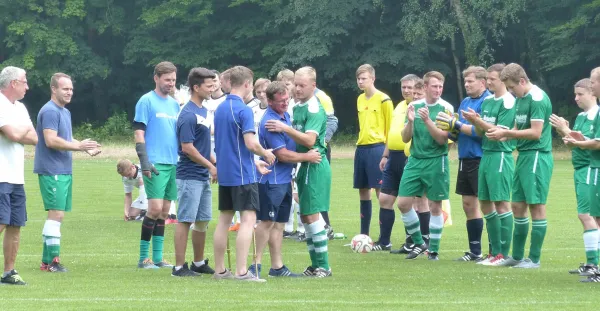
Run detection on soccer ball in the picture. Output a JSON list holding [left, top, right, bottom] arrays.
[[350, 234, 373, 253]]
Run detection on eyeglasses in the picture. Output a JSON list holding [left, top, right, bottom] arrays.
[[13, 80, 28, 85]]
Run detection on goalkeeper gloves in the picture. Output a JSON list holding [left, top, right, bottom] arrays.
[[135, 143, 159, 176], [435, 112, 463, 132]]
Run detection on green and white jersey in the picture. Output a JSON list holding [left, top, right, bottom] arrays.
[[480, 93, 516, 152], [572, 105, 599, 169], [406, 98, 454, 159], [590, 109, 600, 168], [514, 85, 552, 152], [292, 95, 328, 157]]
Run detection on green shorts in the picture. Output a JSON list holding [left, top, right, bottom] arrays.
[[143, 164, 177, 201], [38, 175, 72, 212], [398, 156, 450, 201], [478, 151, 514, 202], [296, 160, 331, 216], [575, 167, 592, 214], [590, 168, 600, 217], [512, 151, 553, 205]]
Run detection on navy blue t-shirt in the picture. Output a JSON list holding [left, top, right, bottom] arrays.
[[214, 94, 257, 186], [258, 107, 295, 184], [176, 101, 211, 181], [34, 100, 73, 175]]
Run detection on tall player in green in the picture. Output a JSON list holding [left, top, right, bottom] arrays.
[[487, 63, 553, 269], [266, 66, 332, 277], [462, 63, 516, 266], [551, 78, 599, 276], [396, 71, 454, 261]]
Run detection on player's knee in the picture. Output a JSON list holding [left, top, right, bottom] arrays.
[[192, 221, 209, 232], [396, 197, 413, 213]]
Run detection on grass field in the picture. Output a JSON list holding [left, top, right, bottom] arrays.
[[0, 153, 598, 310]]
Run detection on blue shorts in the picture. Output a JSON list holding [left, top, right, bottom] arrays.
[[0, 183, 27, 227], [176, 179, 212, 222], [258, 182, 292, 223], [381, 150, 407, 196], [353, 143, 385, 189]]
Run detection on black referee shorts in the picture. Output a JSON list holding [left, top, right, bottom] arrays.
[[455, 158, 480, 196]]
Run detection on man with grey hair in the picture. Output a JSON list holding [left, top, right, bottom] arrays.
[[0, 66, 38, 285]]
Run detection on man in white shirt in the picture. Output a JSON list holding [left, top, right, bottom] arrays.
[[0, 66, 38, 285]]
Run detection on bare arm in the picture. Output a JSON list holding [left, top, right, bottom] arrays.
[[181, 143, 216, 170], [401, 120, 414, 143], [274, 147, 320, 164], [44, 129, 93, 151], [504, 121, 543, 140], [423, 119, 448, 145], [0, 124, 37, 145], [569, 139, 600, 150], [124, 193, 132, 217]]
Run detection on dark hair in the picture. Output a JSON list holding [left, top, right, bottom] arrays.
[[266, 81, 288, 101], [187, 67, 216, 91], [154, 61, 177, 77], [487, 63, 506, 74], [211, 69, 220, 76]]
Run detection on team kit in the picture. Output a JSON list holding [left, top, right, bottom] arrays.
[[1, 62, 600, 285]]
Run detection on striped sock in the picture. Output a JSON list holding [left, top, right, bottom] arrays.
[[401, 209, 424, 245], [498, 211, 514, 257], [584, 229, 599, 265], [429, 215, 444, 253], [512, 217, 529, 261], [305, 228, 317, 268], [484, 211, 500, 256], [308, 220, 330, 270], [529, 219, 547, 263]]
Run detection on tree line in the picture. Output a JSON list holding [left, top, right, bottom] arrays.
[[1, 0, 598, 133]]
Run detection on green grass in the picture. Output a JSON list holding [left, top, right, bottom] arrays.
[[0, 158, 596, 310]]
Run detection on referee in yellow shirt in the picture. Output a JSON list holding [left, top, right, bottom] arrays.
[[354, 64, 393, 236]]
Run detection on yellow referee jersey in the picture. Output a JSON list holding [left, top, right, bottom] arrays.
[[387, 99, 410, 151], [356, 90, 393, 145]]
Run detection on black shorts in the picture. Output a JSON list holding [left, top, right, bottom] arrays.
[[218, 184, 259, 212], [0, 183, 27, 227], [381, 151, 407, 197], [258, 182, 292, 223], [456, 158, 480, 196]]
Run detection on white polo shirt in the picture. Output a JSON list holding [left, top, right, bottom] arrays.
[[0, 92, 33, 184]]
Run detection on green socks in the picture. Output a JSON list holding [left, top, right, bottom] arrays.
[[484, 212, 501, 256], [584, 229, 599, 266], [529, 219, 547, 264], [498, 211, 514, 257], [512, 217, 529, 261]]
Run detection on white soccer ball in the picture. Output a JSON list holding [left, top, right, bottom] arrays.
[[350, 234, 373, 253]]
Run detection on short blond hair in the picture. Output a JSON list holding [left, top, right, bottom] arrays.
[[575, 78, 593, 92], [356, 64, 375, 78], [276, 69, 294, 82], [295, 66, 317, 82], [254, 78, 271, 90], [500, 63, 529, 84], [229, 66, 254, 88], [591, 67, 600, 81], [462, 66, 487, 80], [423, 71, 444, 84], [414, 79, 424, 90], [117, 159, 133, 175]]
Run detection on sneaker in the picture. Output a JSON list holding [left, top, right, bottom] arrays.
[[497, 256, 522, 267], [248, 263, 262, 278], [137, 258, 159, 269], [235, 271, 266, 282], [428, 252, 439, 260], [296, 232, 307, 242], [406, 244, 427, 260], [46, 257, 67, 272], [476, 254, 493, 265], [283, 230, 294, 238], [485, 254, 506, 266], [371, 241, 392, 251], [581, 275, 600, 283], [155, 260, 174, 268], [171, 263, 200, 277], [285, 231, 299, 239], [213, 269, 235, 280], [325, 225, 334, 240], [190, 259, 215, 274], [314, 267, 332, 278], [455, 251, 483, 262], [303, 266, 316, 276], [580, 265, 599, 277], [569, 263, 586, 275], [0, 270, 26, 285], [390, 243, 413, 254], [268, 265, 301, 277], [229, 223, 240, 232], [512, 258, 540, 269]]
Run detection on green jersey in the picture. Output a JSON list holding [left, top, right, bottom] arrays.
[[480, 93, 517, 152], [572, 106, 599, 169], [292, 95, 328, 157], [514, 85, 552, 152], [406, 98, 454, 159], [590, 108, 600, 168]]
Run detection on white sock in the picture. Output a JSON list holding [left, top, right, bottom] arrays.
[[175, 266, 183, 271], [235, 211, 241, 223], [193, 261, 205, 267]]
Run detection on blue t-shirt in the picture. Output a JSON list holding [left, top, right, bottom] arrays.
[[214, 94, 257, 186], [258, 107, 295, 185], [176, 101, 211, 181], [133, 91, 180, 165], [34, 101, 73, 175], [457, 89, 491, 159]]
